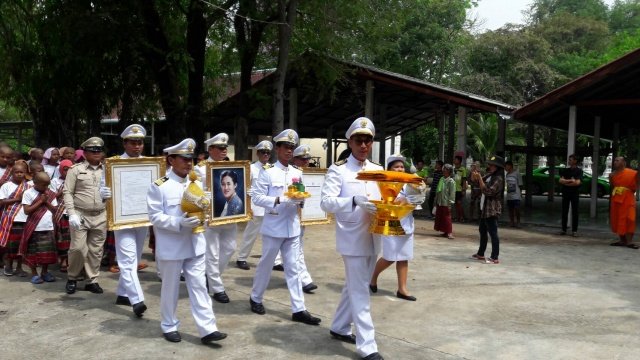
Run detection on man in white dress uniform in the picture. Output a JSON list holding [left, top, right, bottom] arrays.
[[146, 138, 227, 344], [320, 117, 385, 360], [248, 129, 321, 326], [291, 144, 317, 294], [195, 133, 237, 303], [236, 140, 272, 270], [110, 124, 150, 317]]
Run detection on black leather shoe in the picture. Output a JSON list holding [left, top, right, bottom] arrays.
[[201, 331, 227, 344], [292, 310, 321, 325], [65, 280, 77, 294], [236, 261, 250, 270], [302, 283, 318, 294], [396, 291, 416, 301], [272, 264, 284, 271], [369, 284, 378, 293], [212, 291, 230, 303], [115, 296, 131, 306], [330, 330, 356, 344], [163, 331, 181, 343], [250, 297, 265, 315], [362, 352, 384, 360], [133, 302, 147, 317], [84, 283, 104, 294]]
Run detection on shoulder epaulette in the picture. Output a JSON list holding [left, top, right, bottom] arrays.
[[197, 160, 206, 167], [154, 176, 169, 186], [291, 164, 302, 170], [70, 163, 82, 169], [108, 155, 121, 160], [334, 159, 347, 166], [369, 160, 381, 166], [263, 163, 274, 170]]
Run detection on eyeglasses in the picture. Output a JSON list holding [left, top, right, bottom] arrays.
[[351, 137, 373, 145], [258, 150, 271, 155]]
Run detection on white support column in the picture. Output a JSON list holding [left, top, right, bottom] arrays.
[[289, 88, 298, 131], [457, 106, 467, 165], [567, 105, 577, 158], [365, 80, 374, 119], [590, 116, 600, 218]]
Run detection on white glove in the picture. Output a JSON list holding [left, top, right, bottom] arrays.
[[279, 196, 304, 207], [99, 186, 112, 200], [353, 196, 377, 215], [180, 214, 201, 229], [204, 191, 212, 200], [69, 214, 82, 230]]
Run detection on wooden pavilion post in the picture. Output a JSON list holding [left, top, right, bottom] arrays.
[[525, 123, 534, 207], [590, 116, 601, 218], [457, 106, 467, 164]]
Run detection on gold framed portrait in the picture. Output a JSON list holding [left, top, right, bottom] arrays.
[[206, 160, 252, 226], [300, 167, 332, 226], [105, 156, 167, 231]]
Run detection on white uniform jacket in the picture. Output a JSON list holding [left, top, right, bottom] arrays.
[[193, 157, 213, 185], [252, 161, 302, 238], [147, 170, 206, 260], [248, 161, 266, 217], [320, 154, 382, 256]]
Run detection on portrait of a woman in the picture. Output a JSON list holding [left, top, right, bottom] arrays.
[[218, 170, 244, 217]]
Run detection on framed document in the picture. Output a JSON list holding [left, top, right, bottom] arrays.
[[105, 157, 166, 231], [301, 168, 332, 225], [207, 160, 252, 226]]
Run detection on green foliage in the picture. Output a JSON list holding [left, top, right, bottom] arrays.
[[609, 0, 640, 33], [400, 125, 440, 163], [527, 0, 609, 24]]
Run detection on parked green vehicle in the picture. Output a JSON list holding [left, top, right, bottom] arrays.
[[524, 167, 610, 198]]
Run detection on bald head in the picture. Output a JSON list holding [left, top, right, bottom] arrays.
[[613, 156, 626, 171]]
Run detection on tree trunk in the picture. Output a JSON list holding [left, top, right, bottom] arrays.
[[185, 1, 208, 146], [271, 0, 298, 136]]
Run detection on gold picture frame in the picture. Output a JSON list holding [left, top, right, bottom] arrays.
[[105, 156, 167, 231], [301, 167, 332, 226], [206, 160, 252, 226]]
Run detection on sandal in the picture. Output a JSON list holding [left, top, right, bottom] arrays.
[[610, 241, 626, 247], [31, 275, 44, 284], [15, 269, 28, 277], [60, 265, 68, 273], [137, 263, 149, 271], [485, 258, 500, 264], [471, 254, 485, 260], [447, 234, 455, 239], [42, 272, 56, 282], [627, 243, 640, 249], [109, 265, 120, 273]]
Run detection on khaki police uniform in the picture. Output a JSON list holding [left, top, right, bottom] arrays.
[[64, 146, 107, 283], [320, 117, 383, 358]]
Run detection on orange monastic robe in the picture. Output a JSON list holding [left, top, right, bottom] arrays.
[[610, 168, 638, 235]]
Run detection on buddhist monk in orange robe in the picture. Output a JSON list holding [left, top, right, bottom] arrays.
[[609, 156, 639, 249]]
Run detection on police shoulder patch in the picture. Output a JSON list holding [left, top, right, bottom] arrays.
[[154, 176, 169, 186], [263, 163, 274, 170], [197, 160, 206, 167], [334, 159, 347, 166]]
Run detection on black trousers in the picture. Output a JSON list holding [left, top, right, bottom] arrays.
[[561, 191, 579, 232], [478, 216, 499, 260]]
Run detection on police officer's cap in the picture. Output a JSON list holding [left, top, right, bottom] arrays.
[[121, 124, 146, 140], [164, 138, 196, 158], [255, 140, 273, 152], [293, 144, 312, 159], [346, 117, 375, 139], [273, 129, 298, 147], [81, 137, 104, 152], [204, 133, 229, 148]]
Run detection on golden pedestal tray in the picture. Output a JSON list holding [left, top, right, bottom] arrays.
[[181, 170, 210, 234], [356, 171, 423, 236]]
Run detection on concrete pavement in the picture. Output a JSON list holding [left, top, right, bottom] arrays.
[[1, 218, 639, 360]]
